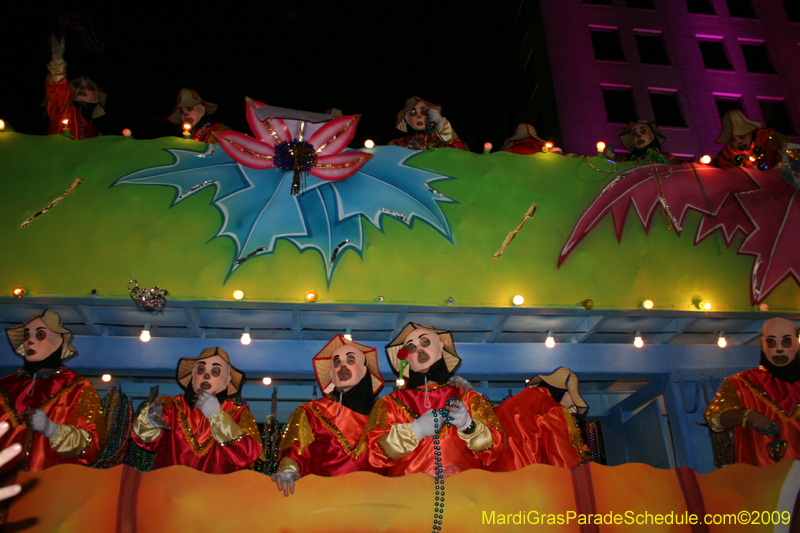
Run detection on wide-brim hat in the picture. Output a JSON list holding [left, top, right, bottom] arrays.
[[7, 310, 77, 362], [313, 334, 384, 395], [69, 76, 107, 119], [168, 88, 218, 124], [619, 119, 666, 152], [386, 323, 461, 379], [505, 123, 545, 144], [716, 110, 761, 144], [177, 347, 243, 396], [529, 366, 588, 416], [396, 96, 443, 133]]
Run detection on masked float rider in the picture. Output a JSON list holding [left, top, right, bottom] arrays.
[[0, 311, 106, 472], [366, 323, 503, 477], [272, 335, 386, 496], [132, 347, 264, 472], [390, 97, 469, 151], [705, 317, 800, 465]]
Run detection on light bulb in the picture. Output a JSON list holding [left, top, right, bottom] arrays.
[[642, 299, 654, 309], [241, 331, 251, 346], [699, 301, 711, 310], [122, 128, 132, 137], [483, 142, 493, 152], [596, 141, 606, 153], [634, 331, 644, 348], [233, 290, 244, 300], [305, 290, 318, 302], [545, 331, 555, 348], [344, 328, 352, 341], [11, 286, 25, 298], [262, 377, 272, 385], [364, 139, 375, 149], [396, 378, 405, 387], [512, 295, 524, 306], [140, 324, 151, 342], [183, 122, 192, 131], [62, 119, 69, 125], [101, 374, 112, 382], [0, 119, 5, 130], [699, 155, 711, 165], [717, 334, 727, 348]]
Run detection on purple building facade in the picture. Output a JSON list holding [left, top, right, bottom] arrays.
[[538, 0, 800, 159]]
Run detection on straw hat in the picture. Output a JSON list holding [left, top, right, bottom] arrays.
[[176, 347, 244, 396], [529, 367, 588, 416], [167, 88, 218, 124], [69, 76, 107, 119], [716, 110, 761, 144], [618, 119, 666, 152], [386, 323, 461, 378], [312, 334, 384, 395], [6, 310, 77, 361], [395, 96, 443, 133], [505, 124, 545, 145]]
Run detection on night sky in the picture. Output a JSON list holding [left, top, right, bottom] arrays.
[[2, 4, 528, 152]]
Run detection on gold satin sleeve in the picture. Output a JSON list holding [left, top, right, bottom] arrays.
[[458, 420, 494, 453], [279, 407, 315, 457], [379, 423, 419, 461], [563, 407, 588, 460], [132, 403, 162, 442], [209, 410, 244, 445], [437, 118, 458, 143], [278, 458, 300, 473], [46, 60, 67, 83], [704, 378, 742, 433], [50, 424, 92, 458]]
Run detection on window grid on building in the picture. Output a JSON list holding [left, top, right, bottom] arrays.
[[758, 98, 797, 135], [602, 85, 638, 124], [739, 40, 776, 74], [686, 0, 715, 15], [590, 26, 626, 61], [649, 90, 687, 127], [635, 31, 671, 65], [697, 38, 734, 70]]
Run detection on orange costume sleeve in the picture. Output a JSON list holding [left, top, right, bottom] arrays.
[[0, 368, 107, 472], [366, 385, 503, 477], [705, 368, 800, 466], [486, 387, 582, 472], [132, 395, 264, 474]]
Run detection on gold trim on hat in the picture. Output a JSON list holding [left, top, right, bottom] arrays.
[[7, 310, 76, 361], [176, 347, 244, 396], [386, 323, 461, 378], [312, 335, 384, 395]]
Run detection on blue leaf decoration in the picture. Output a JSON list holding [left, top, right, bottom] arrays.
[[112, 145, 455, 282]]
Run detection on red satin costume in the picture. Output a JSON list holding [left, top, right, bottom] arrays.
[[278, 396, 385, 476], [707, 367, 800, 466], [45, 62, 100, 139], [132, 394, 263, 473], [0, 368, 106, 472], [486, 387, 582, 472], [367, 384, 503, 477]]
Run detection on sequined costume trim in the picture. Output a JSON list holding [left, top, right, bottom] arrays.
[[279, 407, 315, 457], [163, 396, 246, 458], [738, 373, 800, 419], [704, 378, 741, 432]]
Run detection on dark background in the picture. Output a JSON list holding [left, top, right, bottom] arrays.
[[1, 3, 554, 152]]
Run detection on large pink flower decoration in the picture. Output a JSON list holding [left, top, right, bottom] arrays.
[[216, 98, 372, 194]]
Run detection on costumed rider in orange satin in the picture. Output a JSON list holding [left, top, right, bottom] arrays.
[[487, 367, 585, 472], [705, 317, 800, 465], [272, 335, 386, 496], [44, 35, 106, 139], [711, 110, 790, 170], [390, 97, 469, 151], [167, 88, 230, 143], [366, 323, 503, 477], [0, 311, 106, 472], [132, 347, 264, 473]]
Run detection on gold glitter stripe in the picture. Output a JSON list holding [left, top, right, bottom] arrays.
[[0, 388, 24, 428], [221, 138, 274, 161], [492, 203, 537, 261], [365, 397, 389, 433], [279, 407, 315, 457], [264, 121, 281, 145], [563, 408, 587, 460], [307, 403, 368, 459], [314, 155, 372, 170], [315, 117, 358, 154], [738, 374, 800, 419], [21, 178, 83, 228], [76, 387, 107, 444], [297, 121, 306, 142]]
